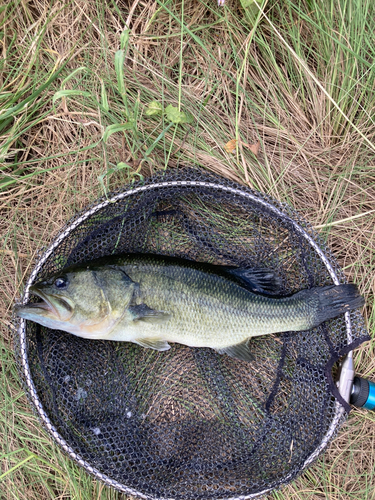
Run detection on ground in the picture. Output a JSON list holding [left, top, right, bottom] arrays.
[[1, 0, 375, 499]]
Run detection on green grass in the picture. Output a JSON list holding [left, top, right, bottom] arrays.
[[1, 0, 375, 499]]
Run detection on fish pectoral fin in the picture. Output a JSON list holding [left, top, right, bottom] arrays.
[[216, 340, 255, 362], [129, 304, 171, 324], [134, 338, 171, 351]]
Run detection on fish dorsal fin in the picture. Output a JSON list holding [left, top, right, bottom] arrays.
[[216, 340, 255, 362], [135, 338, 171, 351], [222, 267, 282, 295], [129, 304, 171, 324]]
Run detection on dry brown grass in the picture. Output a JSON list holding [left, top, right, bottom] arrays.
[[1, 0, 375, 499]]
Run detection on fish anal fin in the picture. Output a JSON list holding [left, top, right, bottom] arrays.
[[135, 338, 171, 351], [129, 304, 171, 324], [216, 340, 255, 362]]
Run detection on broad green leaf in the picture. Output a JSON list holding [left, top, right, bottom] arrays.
[[133, 98, 140, 122], [165, 104, 185, 124], [181, 111, 194, 124], [240, 0, 257, 7], [145, 101, 163, 116], [101, 82, 109, 111], [240, 0, 262, 25], [114, 49, 128, 113], [116, 162, 132, 170], [52, 90, 91, 105], [120, 28, 130, 50], [102, 122, 134, 143], [178, 111, 188, 123], [115, 50, 126, 96], [60, 67, 87, 88]]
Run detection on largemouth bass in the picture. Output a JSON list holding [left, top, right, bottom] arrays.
[[15, 254, 365, 361]]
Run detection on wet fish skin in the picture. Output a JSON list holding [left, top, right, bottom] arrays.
[[15, 254, 365, 361]]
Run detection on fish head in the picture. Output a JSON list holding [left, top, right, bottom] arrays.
[[15, 265, 136, 338]]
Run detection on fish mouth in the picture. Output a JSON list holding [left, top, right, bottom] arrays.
[[27, 287, 57, 315], [18, 287, 73, 319]]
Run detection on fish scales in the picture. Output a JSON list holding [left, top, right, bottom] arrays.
[[15, 254, 365, 362], [122, 259, 309, 346]]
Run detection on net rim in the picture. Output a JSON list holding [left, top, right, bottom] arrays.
[[16, 178, 351, 500]]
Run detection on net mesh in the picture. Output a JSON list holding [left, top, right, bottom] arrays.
[[14, 168, 369, 499]]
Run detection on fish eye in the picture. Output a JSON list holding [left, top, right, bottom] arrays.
[[54, 276, 68, 289]]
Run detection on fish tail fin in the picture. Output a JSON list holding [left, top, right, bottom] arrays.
[[313, 284, 364, 325]]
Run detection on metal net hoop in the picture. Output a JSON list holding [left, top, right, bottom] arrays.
[[14, 170, 369, 500]]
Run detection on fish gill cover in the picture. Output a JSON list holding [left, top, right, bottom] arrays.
[[14, 168, 369, 499]]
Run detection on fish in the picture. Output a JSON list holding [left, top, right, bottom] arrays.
[[15, 254, 365, 362]]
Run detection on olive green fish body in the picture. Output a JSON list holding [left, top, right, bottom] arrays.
[[112, 259, 311, 346], [15, 254, 365, 361]]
